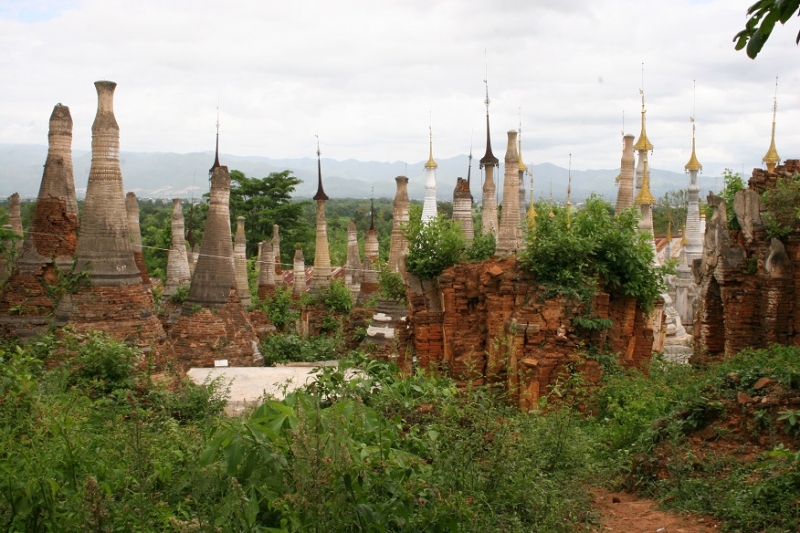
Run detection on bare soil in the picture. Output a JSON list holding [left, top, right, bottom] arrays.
[[591, 488, 721, 532]]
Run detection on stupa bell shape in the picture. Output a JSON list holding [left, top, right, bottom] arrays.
[[421, 132, 438, 223], [388, 176, 410, 275], [0, 104, 79, 338], [683, 129, 703, 266], [73, 81, 142, 285], [185, 164, 238, 307], [763, 105, 780, 173], [234, 216, 251, 307], [497, 130, 521, 254], [614, 134, 636, 215], [164, 198, 192, 297]]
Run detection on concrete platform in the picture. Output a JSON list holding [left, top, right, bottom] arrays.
[[186, 362, 343, 416]]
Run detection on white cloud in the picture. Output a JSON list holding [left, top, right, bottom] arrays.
[[1, 0, 799, 184]]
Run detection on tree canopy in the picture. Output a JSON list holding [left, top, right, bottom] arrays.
[[735, 0, 800, 58]]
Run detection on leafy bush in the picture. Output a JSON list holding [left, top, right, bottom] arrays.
[[404, 207, 467, 280], [464, 230, 496, 262], [762, 173, 800, 232], [319, 278, 352, 313], [66, 331, 138, 396], [168, 284, 189, 304], [377, 261, 406, 303], [261, 286, 300, 332], [721, 168, 745, 230], [520, 195, 670, 312], [260, 333, 341, 366]]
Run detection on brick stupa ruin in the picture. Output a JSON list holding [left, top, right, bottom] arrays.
[[0, 104, 80, 338], [496, 130, 521, 254], [164, 199, 192, 297], [54, 82, 165, 350], [168, 128, 261, 367], [311, 142, 331, 291]]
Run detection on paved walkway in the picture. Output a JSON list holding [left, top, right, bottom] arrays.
[[186, 362, 341, 416]]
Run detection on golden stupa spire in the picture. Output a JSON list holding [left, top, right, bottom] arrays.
[[635, 155, 655, 205], [685, 81, 702, 171], [763, 75, 780, 173], [633, 64, 654, 152], [518, 109, 528, 173], [425, 115, 438, 169]]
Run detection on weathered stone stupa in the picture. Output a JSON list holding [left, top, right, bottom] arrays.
[[292, 247, 306, 296], [234, 216, 251, 307], [164, 199, 192, 297], [614, 134, 636, 215], [0, 104, 80, 338], [257, 240, 275, 299], [345, 220, 361, 300], [480, 81, 499, 236], [169, 135, 261, 367], [8, 193, 23, 252], [125, 192, 150, 286], [55, 81, 164, 349], [452, 177, 474, 243], [497, 130, 521, 254], [387, 176, 410, 275], [311, 144, 331, 291], [421, 127, 438, 223], [364, 199, 379, 262]]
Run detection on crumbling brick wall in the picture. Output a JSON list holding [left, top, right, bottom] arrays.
[[402, 257, 654, 408], [693, 159, 800, 364]]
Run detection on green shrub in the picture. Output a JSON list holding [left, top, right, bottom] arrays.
[[261, 285, 299, 331], [377, 261, 406, 303], [66, 331, 138, 396], [260, 333, 340, 366], [404, 207, 467, 280], [464, 231, 496, 262], [721, 168, 745, 230], [319, 278, 352, 313]]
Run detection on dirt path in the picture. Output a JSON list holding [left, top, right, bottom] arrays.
[[591, 489, 721, 532]]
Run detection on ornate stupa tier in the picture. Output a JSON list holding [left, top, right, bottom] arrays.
[[164, 199, 192, 297], [388, 176, 410, 275], [615, 134, 636, 215], [497, 130, 521, 254]]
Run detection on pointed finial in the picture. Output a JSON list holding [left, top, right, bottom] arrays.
[[467, 134, 473, 185], [635, 151, 655, 205], [425, 118, 438, 169], [313, 133, 329, 201], [518, 109, 528, 173], [480, 51, 499, 169], [763, 75, 781, 173], [633, 64, 654, 152], [210, 101, 221, 174], [685, 80, 702, 172]]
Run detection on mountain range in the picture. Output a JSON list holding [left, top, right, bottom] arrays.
[[0, 143, 716, 202]]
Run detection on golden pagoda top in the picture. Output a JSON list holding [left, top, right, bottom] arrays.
[[425, 126, 438, 169], [633, 93, 654, 152], [763, 76, 780, 173], [685, 122, 702, 171], [635, 160, 655, 205]]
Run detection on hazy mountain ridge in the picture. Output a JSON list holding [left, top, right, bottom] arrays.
[[0, 144, 713, 202]]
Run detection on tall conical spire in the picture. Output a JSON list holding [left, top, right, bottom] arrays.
[[421, 122, 438, 223], [763, 75, 780, 173], [467, 140, 473, 185], [479, 63, 499, 169], [313, 135, 329, 201], [634, 65, 654, 152], [210, 104, 220, 175], [685, 122, 702, 171]]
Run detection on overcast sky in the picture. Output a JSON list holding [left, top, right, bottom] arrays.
[[1, 0, 799, 180]]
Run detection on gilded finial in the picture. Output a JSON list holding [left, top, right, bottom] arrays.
[[425, 119, 438, 169], [763, 75, 780, 173], [633, 64, 654, 152], [518, 109, 528, 173], [685, 81, 702, 172]]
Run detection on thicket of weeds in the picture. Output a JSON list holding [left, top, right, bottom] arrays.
[[2, 328, 798, 532]]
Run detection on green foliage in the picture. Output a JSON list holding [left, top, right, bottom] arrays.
[[377, 261, 407, 303], [734, 0, 800, 59], [721, 168, 745, 230], [229, 170, 313, 260], [260, 333, 342, 366], [520, 195, 669, 312], [464, 230, 496, 262], [318, 278, 352, 313], [404, 207, 467, 280], [168, 284, 189, 304], [653, 189, 687, 236], [260, 286, 300, 332], [762, 173, 800, 236], [65, 330, 138, 396]]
